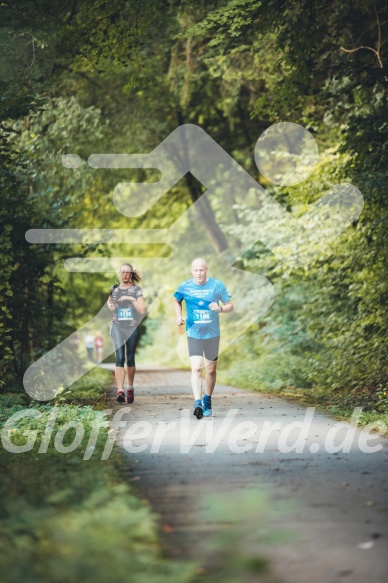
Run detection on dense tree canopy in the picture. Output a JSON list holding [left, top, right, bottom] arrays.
[[1, 0, 387, 411]]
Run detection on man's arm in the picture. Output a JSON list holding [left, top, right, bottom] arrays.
[[173, 299, 185, 326], [209, 300, 233, 313], [221, 301, 233, 313]]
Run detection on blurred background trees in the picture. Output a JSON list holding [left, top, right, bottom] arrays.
[[1, 0, 387, 410]]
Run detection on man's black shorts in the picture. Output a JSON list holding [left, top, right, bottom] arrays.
[[187, 336, 220, 361]]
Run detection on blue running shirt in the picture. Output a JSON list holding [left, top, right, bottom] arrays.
[[174, 277, 232, 339]]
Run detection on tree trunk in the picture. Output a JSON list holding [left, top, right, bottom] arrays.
[[184, 172, 228, 253], [177, 109, 228, 253]]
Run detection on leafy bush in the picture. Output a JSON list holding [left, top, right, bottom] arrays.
[[0, 482, 195, 583], [0, 402, 196, 583], [54, 366, 112, 405], [0, 402, 110, 451]]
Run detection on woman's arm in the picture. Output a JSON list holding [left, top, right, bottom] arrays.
[[107, 294, 115, 311], [132, 295, 147, 315]]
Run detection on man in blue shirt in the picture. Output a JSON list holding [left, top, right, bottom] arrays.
[[173, 258, 233, 419]]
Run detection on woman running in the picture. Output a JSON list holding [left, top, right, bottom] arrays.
[[107, 263, 146, 403]]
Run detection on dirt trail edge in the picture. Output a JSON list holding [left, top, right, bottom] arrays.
[[105, 365, 388, 583]]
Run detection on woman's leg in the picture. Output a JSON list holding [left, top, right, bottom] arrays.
[[125, 327, 140, 385], [127, 365, 135, 387], [115, 366, 125, 390], [124, 327, 140, 403], [110, 324, 126, 392]]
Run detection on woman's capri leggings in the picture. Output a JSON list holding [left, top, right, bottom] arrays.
[[110, 323, 140, 367]]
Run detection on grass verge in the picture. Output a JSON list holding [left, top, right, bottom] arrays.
[[218, 367, 388, 434], [0, 400, 197, 583]]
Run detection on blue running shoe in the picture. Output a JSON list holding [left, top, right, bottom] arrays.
[[193, 399, 203, 419], [203, 395, 212, 417]]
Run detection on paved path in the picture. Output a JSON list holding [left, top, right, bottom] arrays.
[[104, 366, 388, 583]]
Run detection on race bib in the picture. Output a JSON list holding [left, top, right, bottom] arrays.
[[193, 309, 212, 324], [118, 307, 134, 321]]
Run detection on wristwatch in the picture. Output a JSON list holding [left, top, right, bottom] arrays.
[[220, 306, 223, 313]]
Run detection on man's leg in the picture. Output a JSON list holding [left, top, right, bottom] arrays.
[[202, 359, 217, 417], [204, 336, 220, 395], [202, 337, 220, 417], [189, 355, 203, 401], [204, 359, 217, 396], [187, 338, 205, 419]]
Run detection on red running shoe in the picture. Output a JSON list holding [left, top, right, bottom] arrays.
[[127, 388, 134, 404], [116, 390, 125, 403]]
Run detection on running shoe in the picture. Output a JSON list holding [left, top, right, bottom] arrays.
[[116, 390, 125, 403], [202, 396, 212, 417], [127, 388, 134, 404], [193, 399, 203, 419]]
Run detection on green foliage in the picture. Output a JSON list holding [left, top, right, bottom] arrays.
[[1, 0, 387, 412], [3, 6, 388, 582], [0, 402, 110, 450], [0, 401, 196, 583], [180, 0, 263, 48], [0, 224, 14, 389], [177, 0, 388, 410], [56, 366, 112, 405], [55, 0, 161, 77], [0, 485, 167, 583]]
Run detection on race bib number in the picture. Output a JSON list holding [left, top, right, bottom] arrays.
[[118, 307, 134, 321], [193, 309, 212, 324]]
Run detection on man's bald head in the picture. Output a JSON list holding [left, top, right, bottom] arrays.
[[191, 258, 208, 284], [191, 258, 207, 269]]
